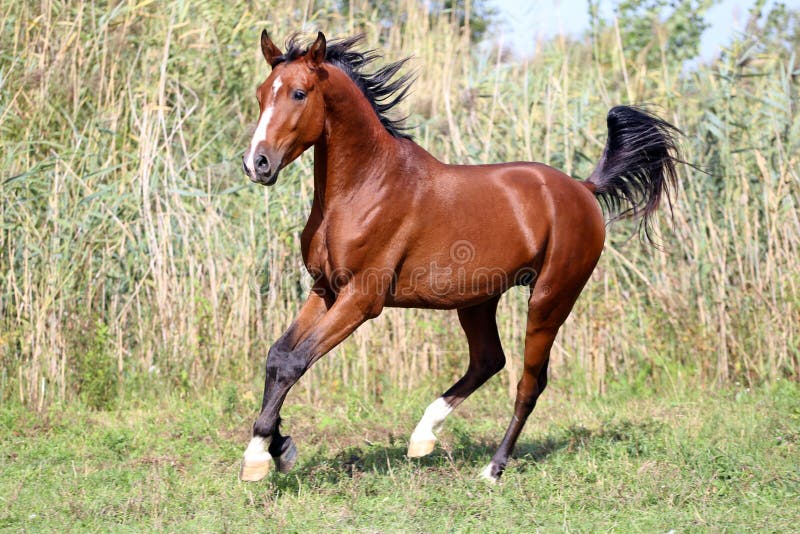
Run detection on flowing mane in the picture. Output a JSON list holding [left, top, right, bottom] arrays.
[[274, 34, 415, 139]]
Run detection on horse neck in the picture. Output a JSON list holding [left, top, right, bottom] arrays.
[[312, 68, 400, 209]]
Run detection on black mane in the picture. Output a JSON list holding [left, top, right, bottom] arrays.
[[274, 34, 415, 139]]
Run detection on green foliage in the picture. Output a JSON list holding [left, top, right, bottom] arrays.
[[75, 320, 118, 410], [102, 429, 133, 460], [745, 0, 800, 52], [438, 0, 497, 42], [221, 382, 239, 417], [613, 0, 713, 67], [339, 0, 496, 42]]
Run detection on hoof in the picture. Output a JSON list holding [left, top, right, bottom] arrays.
[[240, 436, 271, 482], [240, 458, 271, 482], [407, 439, 436, 458], [272, 436, 298, 474]]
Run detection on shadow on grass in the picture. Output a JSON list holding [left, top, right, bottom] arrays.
[[268, 419, 663, 492]]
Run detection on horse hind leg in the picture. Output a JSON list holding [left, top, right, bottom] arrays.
[[408, 295, 505, 457], [480, 269, 593, 483]]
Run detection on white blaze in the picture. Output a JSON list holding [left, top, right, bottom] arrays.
[[246, 76, 283, 172], [410, 397, 453, 443]]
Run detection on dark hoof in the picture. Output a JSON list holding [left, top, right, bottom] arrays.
[[271, 436, 298, 474]]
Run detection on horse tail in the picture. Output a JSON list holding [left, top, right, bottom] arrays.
[[584, 105, 681, 242]]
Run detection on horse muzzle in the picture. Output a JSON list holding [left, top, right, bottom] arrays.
[[242, 153, 281, 186]]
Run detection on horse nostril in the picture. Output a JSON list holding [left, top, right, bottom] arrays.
[[255, 154, 270, 174]]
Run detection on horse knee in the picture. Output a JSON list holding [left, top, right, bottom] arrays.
[[267, 342, 288, 362], [266, 345, 307, 382]]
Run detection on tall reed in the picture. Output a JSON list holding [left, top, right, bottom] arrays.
[[1, 0, 797, 408]]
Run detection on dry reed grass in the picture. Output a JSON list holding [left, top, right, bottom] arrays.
[[1, 0, 797, 408]]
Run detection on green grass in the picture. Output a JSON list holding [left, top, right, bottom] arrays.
[[1, 2, 798, 528], [2, 381, 798, 531]]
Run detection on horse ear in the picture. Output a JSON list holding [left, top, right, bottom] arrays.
[[307, 31, 326, 67], [261, 30, 283, 68]]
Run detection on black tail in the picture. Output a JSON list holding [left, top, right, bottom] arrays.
[[586, 105, 681, 243]]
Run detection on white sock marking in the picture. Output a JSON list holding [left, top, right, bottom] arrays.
[[480, 462, 499, 483], [410, 397, 453, 443], [243, 436, 270, 465], [246, 76, 283, 172]]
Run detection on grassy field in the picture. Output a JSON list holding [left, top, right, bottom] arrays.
[[2, 379, 798, 531], [1, 1, 799, 530]]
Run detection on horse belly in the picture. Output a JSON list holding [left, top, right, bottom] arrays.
[[387, 259, 534, 309]]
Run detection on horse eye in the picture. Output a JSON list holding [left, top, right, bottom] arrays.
[[292, 90, 306, 101]]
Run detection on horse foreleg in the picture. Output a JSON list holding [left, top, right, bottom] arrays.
[[408, 296, 505, 457], [240, 287, 381, 481], [240, 290, 329, 481]]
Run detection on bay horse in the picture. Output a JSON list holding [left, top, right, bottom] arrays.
[[239, 31, 680, 483]]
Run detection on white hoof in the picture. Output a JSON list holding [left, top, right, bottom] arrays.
[[240, 458, 271, 481], [479, 462, 499, 484], [408, 398, 452, 458], [240, 436, 271, 482], [407, 438, 436, 458]]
